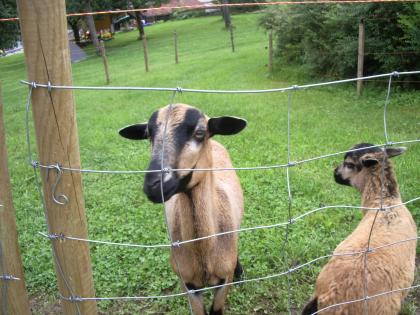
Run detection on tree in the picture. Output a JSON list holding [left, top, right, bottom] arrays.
[[129, 0, 167, 40], [0, 0, 19, 50], [221, 0, 232, 29], [260, 4, 420, 81], [83, 0, 101, 54]]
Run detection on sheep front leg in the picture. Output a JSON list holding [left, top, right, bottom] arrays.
[[209, 278, 231, 315], [186, 283, 208, 315]]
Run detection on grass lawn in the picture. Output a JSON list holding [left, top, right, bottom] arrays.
[[0, 12, 419, 314]]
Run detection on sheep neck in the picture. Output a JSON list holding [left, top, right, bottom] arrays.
[[182, 145, 217, 244], [360, 162, 401, 210]]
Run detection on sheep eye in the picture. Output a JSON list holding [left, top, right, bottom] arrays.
[[345, 162, 355, 169]]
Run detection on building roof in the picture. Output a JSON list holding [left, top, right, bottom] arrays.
[[143, 0, 211, 17]]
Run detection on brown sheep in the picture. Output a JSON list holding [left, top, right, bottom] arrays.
[[119, 104, 246, 315], [302, 143, 417, 315]]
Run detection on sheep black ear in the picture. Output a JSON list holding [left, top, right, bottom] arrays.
[[361, 156, 379, 167], [385, 147, 406, 158], [119, 123, 148, 140], [208, 116, 247, 136]]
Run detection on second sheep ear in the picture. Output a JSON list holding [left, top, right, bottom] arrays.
[[208, 116, 247, 136], [385, 147, 406, 158], [119, 123, 148, 140]]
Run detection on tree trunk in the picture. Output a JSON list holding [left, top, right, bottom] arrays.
[[84, 1, 100, 55], [221, 0, 231, 29], [69, 20, 81, 44], [135, 11, 145, 40]]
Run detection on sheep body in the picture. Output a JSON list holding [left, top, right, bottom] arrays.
[[119, 104, 246, 315], [303, 144, 417, 315], [166, 139, 243, 289]]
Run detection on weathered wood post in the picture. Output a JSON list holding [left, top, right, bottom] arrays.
[[268, 29, 273, 73], [174, 30, 179, 64], [0, 84, 31, 315], [143, 34, 150, 72], [229, 24, 235, 53], [357, 19, 365, 97], [16, 1, 98, 314], [99, 40, 110, 84]]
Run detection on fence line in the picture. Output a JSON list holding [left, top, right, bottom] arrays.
[[19, 70, 420, 93], [37, 196, 420, 249], [22, 70, 420, 313], [49, 236, 419, 302], [26, 138, 420, 175]]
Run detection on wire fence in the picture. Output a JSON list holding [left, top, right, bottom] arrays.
[[19, 68, 420, 314]]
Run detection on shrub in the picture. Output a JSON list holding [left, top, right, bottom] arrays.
[[259, 4, 420, 81]]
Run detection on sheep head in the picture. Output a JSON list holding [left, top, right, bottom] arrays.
[[119, 104, 246, 203], [334, 143, 406, 191]]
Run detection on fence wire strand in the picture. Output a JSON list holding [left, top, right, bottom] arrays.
[[49, 236, 419, 302], [22, 70, 420, 312]]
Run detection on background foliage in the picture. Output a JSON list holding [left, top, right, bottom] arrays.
[[259, 4, 420, 80], [0, 0, 19, 50]]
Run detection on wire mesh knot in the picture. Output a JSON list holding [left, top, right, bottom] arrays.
[[172, 240, 181, 247], [391, 71, 400, 77], [31, 81, 37, 89], [162, 167, 172, 174], [175, 87, 183, 93], [187, 289, 196, 295], [68, 295, 83, 303], [292, 85, 300, 90], [31, 160, 40, 168], [287, 161, 297, 167], [48, 233, 66, 241], [47, 81, 52, 93], [0, 275, 19, 281]]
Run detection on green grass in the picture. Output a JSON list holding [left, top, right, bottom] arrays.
[[1, 12, 419, 314]]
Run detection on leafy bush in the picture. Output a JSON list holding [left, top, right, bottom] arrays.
[[259, 4, 420, 80]]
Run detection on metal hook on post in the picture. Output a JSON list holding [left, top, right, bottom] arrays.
[[49, 164, 69, 205]]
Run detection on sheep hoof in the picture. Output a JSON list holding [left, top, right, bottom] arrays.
[[301, 297, 317, 315], [234, 259, 243, 282]]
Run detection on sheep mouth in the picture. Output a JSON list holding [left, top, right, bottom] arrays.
[[334, 172, 351, 186], [144, 171, 194, 203], [145, 184, 178, 203]]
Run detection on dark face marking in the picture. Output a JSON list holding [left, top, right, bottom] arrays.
[[344, 143, 381, 160], [334, 166, 351, 186], [143, 107, 205, 203], [173, 108, 204, 154], [147, 111, 159, 142]]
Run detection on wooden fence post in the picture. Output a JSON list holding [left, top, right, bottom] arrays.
[[357, 19, 365, 97], [100, 40, 110, 84], [0, 84, 31, 315], [16, 1, 98, 314], [268, 29, 273, 73], [143, 34, 149, 72], [229, 24, 235, 53], [174, 30, 179, 64]]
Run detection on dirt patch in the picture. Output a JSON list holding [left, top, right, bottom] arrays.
[[30, 294, 61, 315]]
